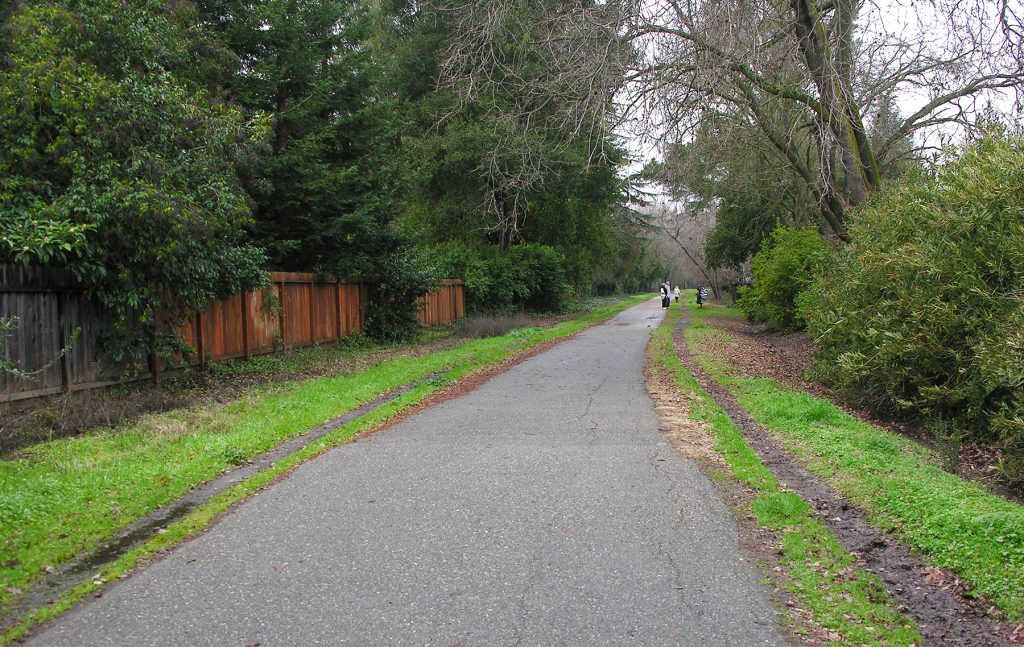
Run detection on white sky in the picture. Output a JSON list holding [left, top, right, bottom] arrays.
[[615, 0, 1022, 180]]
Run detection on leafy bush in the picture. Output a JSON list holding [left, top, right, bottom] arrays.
[[802, 132, 1024, 476], [736, 227, 832, 331], [0, 2, 269, 361], [432, 242, 570, 314], [364, 247, 442, 343]]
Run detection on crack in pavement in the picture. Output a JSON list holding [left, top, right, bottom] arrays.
[[580, 371, 612, 450]]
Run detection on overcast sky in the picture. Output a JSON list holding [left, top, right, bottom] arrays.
[[615, 0, 1022, 177]]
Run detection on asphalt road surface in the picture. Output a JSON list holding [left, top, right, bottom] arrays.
[[28, 299, 785, 646]]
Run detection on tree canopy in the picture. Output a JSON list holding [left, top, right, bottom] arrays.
[[5, 0, 1017, 354], [1, 0, 662, 353], [1, 0, 268, 359]]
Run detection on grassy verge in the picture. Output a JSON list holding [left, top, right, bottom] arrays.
[[684, 301, 1024, 622], [651, 304, 921, 645], [0, 295, 647, 641]]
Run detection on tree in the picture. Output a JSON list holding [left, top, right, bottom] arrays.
[[0, 1, 269, 361], [643, 199, 730, 298], [440, 0, 1024, 239], [428, 0, 629, 252], [378, 0, 637, 301], [649, 117, 820, 271], [195, 0, 405, 276]]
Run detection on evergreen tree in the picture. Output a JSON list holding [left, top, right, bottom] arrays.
[[196, 0, 405, 275]]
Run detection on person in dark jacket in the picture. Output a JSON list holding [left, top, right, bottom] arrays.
[[697, 286, 708, 307]]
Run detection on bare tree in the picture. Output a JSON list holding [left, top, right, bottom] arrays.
[[435, 1, 630, 248], [439, 0, 1024, 239], [642, 198, 730, 298]]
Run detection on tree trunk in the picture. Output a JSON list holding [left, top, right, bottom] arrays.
[[666, 228, 720, 299], [790, 0, 880, 208]]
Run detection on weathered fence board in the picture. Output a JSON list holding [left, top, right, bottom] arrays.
[[1, 266, 465, 401], [417, 280, 465, 325], [0, 291, 62, 399]]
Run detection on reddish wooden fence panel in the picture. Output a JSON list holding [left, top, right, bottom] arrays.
[[245, 288, 279, 354], [2, 267, 465, 401], [417, 280, 465, 325]]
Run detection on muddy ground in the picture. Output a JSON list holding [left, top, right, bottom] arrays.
[[674, 314, 1022, 645]]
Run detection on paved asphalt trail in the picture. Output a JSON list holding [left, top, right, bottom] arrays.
[[29, 299, 785, 646]]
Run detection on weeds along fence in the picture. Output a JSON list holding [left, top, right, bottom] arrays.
[[0, 265, 465, 402]]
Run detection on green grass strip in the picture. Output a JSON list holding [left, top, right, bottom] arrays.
[[652, 304, 921, 645], [0, 295, 647, 641], [0, 382, 433, 645], [684, 303, 1024, 621]]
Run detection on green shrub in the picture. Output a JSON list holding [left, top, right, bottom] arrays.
[[0, 2, 270, 362], [365, 247, 441, 343], [431, 242, 570, 314], [802, 132, 1024, 476], [737, 227, 832, 331], [508, 244, 570, 312]]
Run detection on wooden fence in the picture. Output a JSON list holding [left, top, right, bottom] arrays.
[[0, 266, 464, 402]]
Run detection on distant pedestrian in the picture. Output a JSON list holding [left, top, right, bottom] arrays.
[[697, 286, 708, 307], [673, 286, 680, 303]]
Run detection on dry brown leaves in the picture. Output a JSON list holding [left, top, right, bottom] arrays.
[[643, 358, 724, 469], [697, 316, 826, 397]]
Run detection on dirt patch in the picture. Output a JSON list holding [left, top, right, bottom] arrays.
[[678, 315, 1021, 646], [644, 338, 839, 645], [644, 363, 724, 468], [702, 316, 825, 398]]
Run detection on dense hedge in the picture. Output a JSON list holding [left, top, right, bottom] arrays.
[[431, 242, 570, 313], [802, 133, 1024, 477], [736, 226, 832, 331]]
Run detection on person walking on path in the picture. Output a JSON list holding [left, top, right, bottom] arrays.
[[660, 282, 670, 308], [697, 285, 708, 307], [673, 285, 680, 303]]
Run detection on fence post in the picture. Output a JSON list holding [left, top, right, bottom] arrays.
[[308, 278, 316, 345], [335, 282, 342, 341], [196, 310, 206, 370], [57, 291, 72, 392], [277, 280, 286, 349], [241, 291, 250, 360]]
